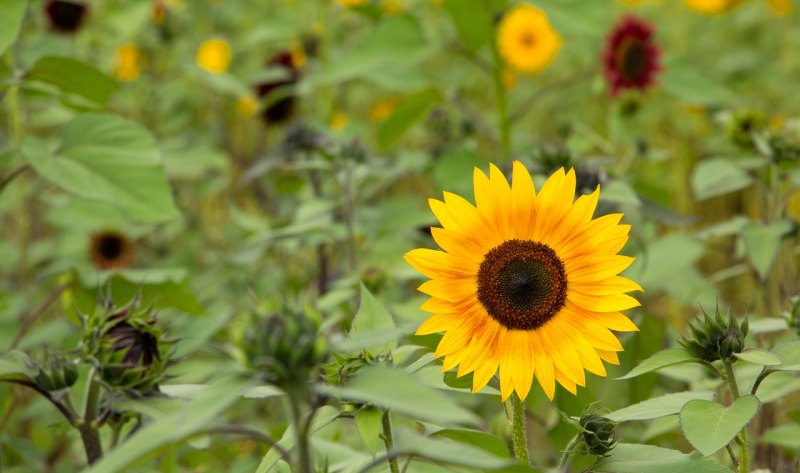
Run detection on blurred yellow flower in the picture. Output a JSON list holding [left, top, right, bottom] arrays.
[[151, 0, 167, 23], [236, 96, 259, 118], [196, 38, 232, 74], [336, 0, 366, 6], [369, 97, 399, 122], [113, 44, 141, 82], [683, 0, 745, 13], [497, 3, 561, 74], [767, 0, 792, 14], [330, 112, 348, 131], [290, 41, 307, 70], [382, 0, 405, 14]]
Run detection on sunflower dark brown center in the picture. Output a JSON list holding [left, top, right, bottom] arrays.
[[477, 239, 567, 330], [616, 37, 647, 81], [519, 31, 537, 48], [98, 235, 124, 260]]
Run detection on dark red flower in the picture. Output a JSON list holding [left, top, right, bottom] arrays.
[[602, 15, 661, 96], [256, 52, 301, 125], [44, 0, 88, 34]]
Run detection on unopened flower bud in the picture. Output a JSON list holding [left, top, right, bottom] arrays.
[[580, 413, 618, 457], [681, 306, 748, 363]]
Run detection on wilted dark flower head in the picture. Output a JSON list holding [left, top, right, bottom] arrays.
[[602, 15, 661, 96], [256, 52, 302, 125], [89, 230, 134, 271], [45, 0, 88, 34], [680, 305, 748, 363]]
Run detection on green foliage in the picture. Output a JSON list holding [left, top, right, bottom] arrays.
[[679, 395, 760, 456]]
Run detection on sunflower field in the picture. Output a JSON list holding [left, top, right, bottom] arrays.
[[2, 0, 800, 472]]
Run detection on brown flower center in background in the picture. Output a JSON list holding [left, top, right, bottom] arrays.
[[616, 37, 647, 81], [477, 239, 567, 330]]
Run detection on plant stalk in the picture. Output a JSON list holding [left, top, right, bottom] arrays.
[[79, 369, 103, 464], [507, 392, 529, 464], [288, 396, 312, 473], [490, 43, 511, 162], [723, 358, 748, 473], [381, 410, 400, 473], [558, 434, 581, 473]]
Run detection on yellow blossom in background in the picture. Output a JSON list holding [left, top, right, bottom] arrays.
[[151, 0, 167, 23], [382, 0, 405, 14], [113, 44, 141, 82], [336, 0, 366, 6], [430, 0, 445, 4], [196, 38, 232, 74], [497, 3, 561, 74], [290, 41, 307, 70], [236, 96, 259, 118], [683, 0, 746, 14], [767, 0, 792, 14], [330, 112, 348, 131], [369, 97, 399, 122]]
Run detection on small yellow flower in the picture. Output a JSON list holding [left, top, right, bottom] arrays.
[[767, 0, 791, 14], [290, 41, 307, 70], [683, 0, 746, 13], [330, 112, 348, 131], [196, 38, 232, 74], [497, 3, 561, 74], [382, 0, 405, 14], [336, 0, 366, 6], [369, 97, 399, 122], [113, 44, 141, 82], [236, 96, 259, 118]]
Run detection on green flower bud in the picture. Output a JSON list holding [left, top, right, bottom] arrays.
[[28, 352, 78, 392], [728, 110, 768, 150], [784, 296, 800, 337], [580, 413, 618, 457], [680, 306, 748, 363]]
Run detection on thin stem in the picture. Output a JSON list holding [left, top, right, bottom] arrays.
[[9, 283, 69, 350], [558, 434, 581, 473], [288, 396, 312, 473], [507, 392, 529, 464], [381, 410, 400, 473], [201, 424, 291, 462], [726, 443, 739, 468], [750, 368, 773, 396], [0, 164, 30, 194], [722, 359, 748, 473], [490, 43, 511, 162], [78, 368, 103, 464]]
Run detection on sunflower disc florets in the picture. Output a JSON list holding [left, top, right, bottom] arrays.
[[680, 306, 748, 363]]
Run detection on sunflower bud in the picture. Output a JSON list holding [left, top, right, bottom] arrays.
[[680, 306, 748, 363], [281, 122, 325, 156], [728, 110, 768, 150], [243, 310, 327, 389], [769, 134, 800, 163], [27, 352, 79, 392], [784, 296, 800, 337], [579, 412, 618, 457]]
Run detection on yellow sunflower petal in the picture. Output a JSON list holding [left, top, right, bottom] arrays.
[[472, 359, 498, 393], [418, 278, 475, 302], [510, 161, 537, 238], [509, 330, 535, 400], [531, 332, 556, 399], [555, 367, 578, 395], [416, 312, 460, 335], [539, 322, 585, 386], [569, 292, 641, 313], [405, 248, 478, 279], [596, 349, 621, 365], [570, 275, 643, 296]]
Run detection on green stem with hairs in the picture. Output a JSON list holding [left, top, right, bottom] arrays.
[[381, 410, 400, 473], [78, 368, 103, 465], [723, 358, 748, 473], [558, 433, 581, 473], [507, 392, 529, 463]]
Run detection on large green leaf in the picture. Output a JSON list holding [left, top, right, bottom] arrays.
[[255, 405, 340, 473], [444, 0, 493, 51], [84, 376, 252, 473], [28, 56, 118, 105], [660, 57, 737, 105], [24, 114, 180, 223], [733, 349, 782, 366], [393, 429, 510, 469], [318, 366, 480, 426], [741, 220, 793, 280], [432, 429, 510, 458], [608, 391, 715, 422], [349, 283, 397, 354], [0, 352, 32, 383], [378, 89, 440, 150], [355, 407, 383, 456], [760, 424, 800, 449], [617, 348, 696, 380], [679, 395, 760, 456], [592, 443, 732, 473], [0, 0, 28, 56], [691, 159, 752, 201]]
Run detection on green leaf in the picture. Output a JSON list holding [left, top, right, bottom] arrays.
[[660, 56, 737, 105], [593, 443, 733, 473], [679, 395, 760, 456], [432, 429, 510, 458], [617, 348, 696, 380], [444, 0, 493, 51], [349, 283, 397, 354], [394, 429, 510, 469], [355, 407, 383, 456], [741, 220, 793, 280], [773, 341, 800, 370], [760, 424, 800, 449], [85, 376, 252, 473], [0, 352, 31, 383], [691, 159, 752, 201], [255, 405, 340, 473], [318, 366, 480, 426], [378, 89, 440, 150], [734, 349, 783, 366], [28, 56, 118, 105], [443, 371, 473, 390], [24, 113, 180, 223], [607, 391, 715, 422], [0, 0, 28, 56]]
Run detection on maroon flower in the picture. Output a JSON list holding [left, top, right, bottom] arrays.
[[44, 0, 88, 34], [602, 15, 661, 96], [256, 52, 301, 125]]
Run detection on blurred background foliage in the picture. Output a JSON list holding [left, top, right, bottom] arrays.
[[1, 0, 800, 472]]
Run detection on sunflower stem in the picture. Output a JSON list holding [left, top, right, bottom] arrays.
[[558, 434, 580, 472], [490, 40, 511, 163], [381, 410, 400, 473], [723, 358, 749, 473], [78, 368, 103, 465], [507, 392, 529, 464]]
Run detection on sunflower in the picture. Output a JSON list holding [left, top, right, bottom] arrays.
[[405, 163, 640, 401], [255, 51, 302, 125], [113, 44, 141, 82], [44, 0, 89, 34], [89, 230, 134, 270], [196, 38, 232, 74], [602, 15, 661, 96], [683, 0, 746, 13], [497, 3, 561, 74]]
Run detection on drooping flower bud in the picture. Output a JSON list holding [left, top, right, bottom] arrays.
[[579, 412, 618, 457], [680, 306, 748, 363], [27, 351, 79, 393]]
